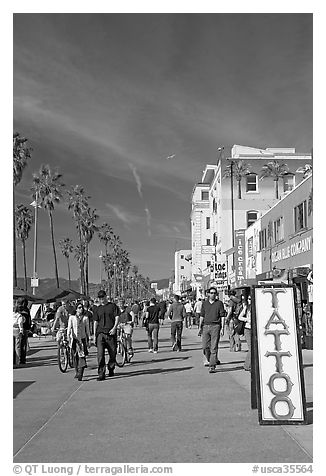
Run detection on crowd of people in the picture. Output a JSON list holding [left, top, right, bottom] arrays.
[[13, 287, 252, 379]]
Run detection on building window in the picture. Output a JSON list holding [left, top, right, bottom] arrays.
[[246, 173, 258, 192], [247, 210, 258, 228], [201, 191, 209, 201], [273, 217, 284, 242], [259, 228, 267, 250], [180, 255, 184, 259], [294, 201, 307, 233], [206, 217, 210, 229], [212, 198, 217, 213], [206, 239, 211, 245], [180, 266, 184, 270], [206, 261, 211, 268], [283, 174, 295, 193]]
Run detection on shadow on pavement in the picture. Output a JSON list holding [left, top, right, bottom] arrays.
[[216, 365, 245, 372], [85, 366, 194, 381], [13, 381, 35, 398], [18, 355, 58, 368], [129, 356, 190, 366]]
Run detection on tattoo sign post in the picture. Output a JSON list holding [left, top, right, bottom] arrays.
[[251, 285, 307, 425]]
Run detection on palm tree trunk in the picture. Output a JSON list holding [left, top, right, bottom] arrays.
[[77, 222, 85, 294], [13, 189, 17, 287], [67, 257, 71, 289], [86, 244, 89, 296], [22, 241, 27, 291], [274, 179, 279, 199], [237, 179, 241, 199], [48, 210, 60, 288]]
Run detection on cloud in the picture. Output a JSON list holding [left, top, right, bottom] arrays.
[[154, 220, 190, 240], [144, 207, 151, 237], [106, 203, 138, 227], [128, 163, 143, 198]]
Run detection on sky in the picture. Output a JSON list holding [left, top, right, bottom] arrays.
[[13, 13, 312, 283]]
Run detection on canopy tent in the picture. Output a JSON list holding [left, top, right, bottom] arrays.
[[13, 287, 44, 302], [42, 287, 89, 303]]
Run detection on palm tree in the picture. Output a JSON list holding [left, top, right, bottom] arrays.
[[15, 204, 33, 291], [260, 160, 289, 199], [13, 132, 32, 287], [66, 185, 90, 293], [132, 265, 139, 298], [98, 223, 114, 256], [296, 164, 313, 179], [223, 160, 252, 199], [59, 238, 74, 288], [32, 164, 65, 288], [102, 252, 115, 299], [81, 207, 99, 295]]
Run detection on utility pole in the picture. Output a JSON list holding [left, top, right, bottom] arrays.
[[31, 191, 40, 295]]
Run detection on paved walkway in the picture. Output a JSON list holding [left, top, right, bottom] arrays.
[[13, 324, 313, 463]]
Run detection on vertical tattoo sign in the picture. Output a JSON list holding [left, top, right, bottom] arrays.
[[253, 286, 307, 424]]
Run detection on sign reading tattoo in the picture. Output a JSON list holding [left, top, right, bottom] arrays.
[[253, 286, 307, 424]]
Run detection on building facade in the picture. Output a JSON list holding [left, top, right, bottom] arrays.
[[244, 174, 313, 347], [191, 144, 312, 296], [173, 249, 192, 295]]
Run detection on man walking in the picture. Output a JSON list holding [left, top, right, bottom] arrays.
[[131, 300, 140, 326], [167, 295, 186, 352], [157, 299, 167, 325], [199, 287, 226, 373], [194, 298, 202, 328], [93, 290, 120, 381], [144, 298, 161, 353]]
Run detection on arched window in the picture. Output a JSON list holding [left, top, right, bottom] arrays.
[[247, 210, 259, 228]]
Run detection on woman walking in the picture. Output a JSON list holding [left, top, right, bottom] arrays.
[[67, 302, 90, 381], [13, 301, 25, 366], [238, 295, 252, 371]]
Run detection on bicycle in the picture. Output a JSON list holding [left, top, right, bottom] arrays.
[[56, 329, 74, 373], [116, 323, 134, 367]]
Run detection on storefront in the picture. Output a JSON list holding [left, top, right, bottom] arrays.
[[255, 175, 313, 348]]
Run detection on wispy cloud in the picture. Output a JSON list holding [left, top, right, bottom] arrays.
[[128, 163, 143, 199], [144, 207, 151, 237], [106, 203, 138, 227]]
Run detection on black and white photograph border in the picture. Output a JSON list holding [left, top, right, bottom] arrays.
[[2, 0, 323, 474]]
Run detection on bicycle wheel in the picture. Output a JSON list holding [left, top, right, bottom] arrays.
[[68, 348, 75, 368], [126, 347, 134, 362], [116, 340, 126, 367], [58, 345, 68, 373]]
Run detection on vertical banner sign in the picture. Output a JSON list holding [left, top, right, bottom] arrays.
[[252, 285, 307, 425], [234, 229, 246, 287]]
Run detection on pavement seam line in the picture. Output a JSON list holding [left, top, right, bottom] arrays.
[[14, 381, 84, 459], [280, 425, 313, 460]]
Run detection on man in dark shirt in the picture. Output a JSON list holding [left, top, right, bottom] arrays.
[[199, 287, 226, 373], [93, 290, 120, 381], [145, 298, 161, 353], [157, 299, 167, 325], [167, 295, 186, 351], [18, 298, 31, 364]]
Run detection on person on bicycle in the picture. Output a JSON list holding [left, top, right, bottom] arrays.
[[51, 300, 69, 344], [67, 302, 90, 381], [118, 300, 134, 357]]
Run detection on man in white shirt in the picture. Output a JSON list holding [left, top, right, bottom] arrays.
[[194, 298, 202, 328]]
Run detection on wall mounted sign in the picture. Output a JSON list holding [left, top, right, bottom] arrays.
[[234, 229, 246, 287], [252, 285, 307, 425]]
